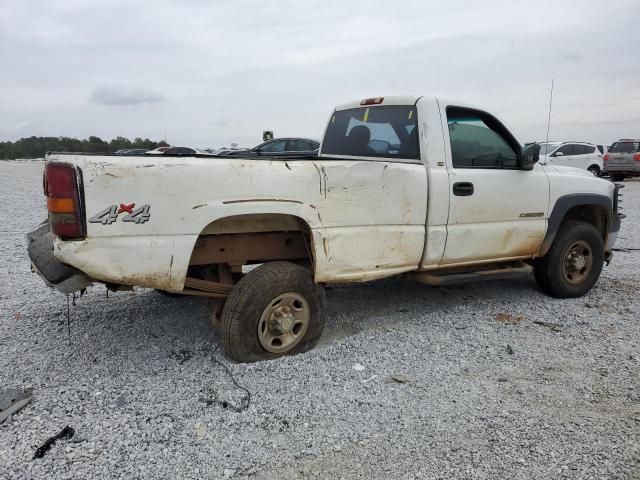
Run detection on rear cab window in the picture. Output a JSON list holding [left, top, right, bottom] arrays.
[[321, 106, 420, 160]]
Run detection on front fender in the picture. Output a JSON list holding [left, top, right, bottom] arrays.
[[539, 193, 615, 256]]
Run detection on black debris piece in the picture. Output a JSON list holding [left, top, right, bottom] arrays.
[[33, 426, 75, 459]]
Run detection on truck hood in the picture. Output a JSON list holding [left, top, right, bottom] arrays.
[[547, 165, 593, 178]]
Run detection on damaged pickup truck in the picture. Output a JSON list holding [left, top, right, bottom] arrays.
[[28, 95, 623, 362]]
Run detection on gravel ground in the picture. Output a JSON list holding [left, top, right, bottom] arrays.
[[0, 160, 638, 479]]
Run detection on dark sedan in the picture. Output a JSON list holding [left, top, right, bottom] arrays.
[[223, 138, 319, 157], [163, 147, 208, 155]]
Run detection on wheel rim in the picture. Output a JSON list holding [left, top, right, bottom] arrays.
[[589, 168, 598, 176], [258, 292, 310, 353], [562, 240, 593, 285]]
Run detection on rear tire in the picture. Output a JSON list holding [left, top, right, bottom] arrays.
[[221, 261, 326, 362], [533, 221, 604, 298], [209, 299, 224, 330], [610, 173, 625, 182]]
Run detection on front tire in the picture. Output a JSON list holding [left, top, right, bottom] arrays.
[[587, 165, 600, 177], [534, 221, 604, 298], [221, 261, 326, 362]]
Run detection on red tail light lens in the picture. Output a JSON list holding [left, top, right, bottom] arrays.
[[634, 153, 640, 162], [603, 154, 609, 162], [44, 162, 85, 239]]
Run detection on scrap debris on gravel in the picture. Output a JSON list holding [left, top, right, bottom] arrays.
[[0, 161, 638, 479]]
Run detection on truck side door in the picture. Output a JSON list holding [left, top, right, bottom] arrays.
[[441, 106, 550, 265]]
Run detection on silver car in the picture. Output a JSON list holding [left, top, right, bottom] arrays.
[[604, 139, 640, 181]]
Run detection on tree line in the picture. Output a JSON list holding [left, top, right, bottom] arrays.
[[0, 136, 169, 160]]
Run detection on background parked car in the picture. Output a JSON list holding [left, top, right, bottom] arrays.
[[214, 147, 249, 155], [121, 148, 149, 155], [603, 139, 640, 182], [224, 138, 320, 157], [146, 146, 171, 154], [538, 141, 604, 176], [163, 147, 208, 155]]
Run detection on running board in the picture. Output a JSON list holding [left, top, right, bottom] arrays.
[[411, 262, 532, 286]]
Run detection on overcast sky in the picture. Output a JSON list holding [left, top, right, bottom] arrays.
[[1, 0, 638, 148]]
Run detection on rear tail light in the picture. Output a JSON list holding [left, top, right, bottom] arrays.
[[603, 154, 609, 162], [44, 162, 85, 239], [634, 153, 640, 162]]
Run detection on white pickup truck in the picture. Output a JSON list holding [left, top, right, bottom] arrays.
[[28, 95, 623, 362]]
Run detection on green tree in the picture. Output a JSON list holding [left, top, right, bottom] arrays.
[[0, 135, 169, 159]]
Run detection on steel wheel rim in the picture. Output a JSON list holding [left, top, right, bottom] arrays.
[[258, 292, 310, 353], [562, 240, 593, 285]]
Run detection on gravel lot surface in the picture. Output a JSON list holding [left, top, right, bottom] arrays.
[[0, 160, 638, 479]]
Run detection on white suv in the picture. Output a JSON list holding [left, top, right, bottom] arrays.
[[539, 142, 604, 176]]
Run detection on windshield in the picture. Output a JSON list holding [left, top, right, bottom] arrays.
[[539, 143, 560, 155], [609, 141, 640, 153], [321, 106, 419, 160]]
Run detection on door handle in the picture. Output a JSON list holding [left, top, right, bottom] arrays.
[[453, 182, 474, 196]]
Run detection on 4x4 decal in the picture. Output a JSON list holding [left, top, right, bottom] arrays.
[[89, 203, 151, 225]]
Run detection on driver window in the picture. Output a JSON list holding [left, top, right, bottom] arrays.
[[447, 107, 518, 169]]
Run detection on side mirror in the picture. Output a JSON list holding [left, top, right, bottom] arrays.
[[520, 143, 540, 170], [553, 151, 564, 157]]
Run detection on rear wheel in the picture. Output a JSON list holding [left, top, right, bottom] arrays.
[[221, 261, 326, 362], [587, 165, 600, 176], [533, 221, 604, 298]]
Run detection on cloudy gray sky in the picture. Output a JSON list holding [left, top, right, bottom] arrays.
[[1, 0, 639, 148]]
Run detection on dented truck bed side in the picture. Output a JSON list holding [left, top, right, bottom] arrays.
[[50, 153, 428, 290]]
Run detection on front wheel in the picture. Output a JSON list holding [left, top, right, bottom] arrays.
[[587, 165, 600, 177], [221, 261, 326, 362], [533, 221, 604, 298]]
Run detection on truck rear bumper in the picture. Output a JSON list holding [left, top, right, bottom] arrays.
[[27, 222, 93, 294]]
